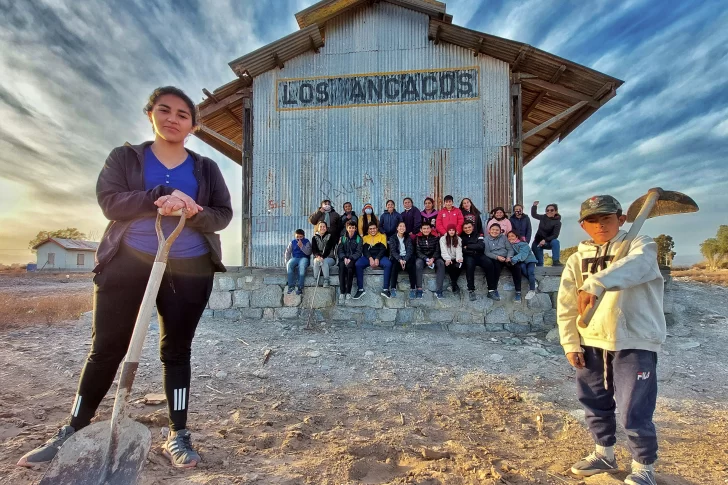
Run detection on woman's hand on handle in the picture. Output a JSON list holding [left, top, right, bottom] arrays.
[[155, 191, 203, 218]]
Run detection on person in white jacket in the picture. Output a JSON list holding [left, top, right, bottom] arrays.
[[557, 195, 665, 485], [440, 224, 464, 294]]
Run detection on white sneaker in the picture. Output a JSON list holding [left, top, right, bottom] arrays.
[[525, 290, 536, 300]]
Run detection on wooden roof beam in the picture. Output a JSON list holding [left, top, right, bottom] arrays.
[[474, 38, 484, 57], [225, 107, 241, 124], [273, 53, 284, 69], [197, 124, 242, 152], [521, 77, 600, 108], [199, 92, 245, 119], [522, 100, 588, 140], [559, 84, 617, 142], [522, 65, 569, 118], [432, 25, 442, 45], [512, 46, 530, 70], [309, 35, 320, 54]]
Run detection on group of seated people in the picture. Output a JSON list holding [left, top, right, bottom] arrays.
[[284, 195, 563, 303]]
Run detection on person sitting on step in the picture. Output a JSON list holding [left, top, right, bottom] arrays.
[[484, 223, 522, 302], [311, 221, 337, 288], [387, 221, 416, 298], [440, 224, 464, 295], [507, 230, 538, 300], [414, 221, 446, 299], [337, 221, 362, 302], [353, 222, 391, 300], [285, 229, 312, 296]]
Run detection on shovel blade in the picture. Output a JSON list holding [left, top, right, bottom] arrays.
[[626, 190, 698, 222], [39, 418, 151, 485]]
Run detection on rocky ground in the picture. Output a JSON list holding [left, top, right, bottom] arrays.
[[0, 278, 726, 484]]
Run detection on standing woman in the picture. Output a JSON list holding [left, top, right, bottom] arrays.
[[379, 199, 403, 239], [486, 207, 512, 236], [459, 198, 484, 237], [420, 197, 439, 237], [17, 87, 232, 469], [358, 203, 378, 237]]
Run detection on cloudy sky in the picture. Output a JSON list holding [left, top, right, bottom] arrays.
[[1, 0, 725, 266]]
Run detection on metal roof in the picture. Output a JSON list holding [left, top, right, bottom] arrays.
[[295, 0, 450, 28], [33, 238, 99, 251]]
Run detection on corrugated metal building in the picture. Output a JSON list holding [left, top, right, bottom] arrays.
[[196, 0, 623, 267]]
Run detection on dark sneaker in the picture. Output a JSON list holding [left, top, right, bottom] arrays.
[[409, 289, 416, 299], [390, 288, 397, 298], [17, 425, 75, 467], [487, 290, 501, 301], [514, 292, 522, 302], [380, 289, 391, 299], [551, 260, 563, 267], [469, 291, 477, 301], [353, 289, 366, 299], [570, 452, 619, 477], [287, 287, 294, 294], [435, 291, 444, 299], [323, 278, 330, 288], [162, 429, 200, 468], [452, 285, 460, 294], [296, 287, 303, 295], [415, 289, 423, 299], [625, 469, 656, 485]]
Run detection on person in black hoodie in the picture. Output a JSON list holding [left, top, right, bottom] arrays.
[[337, 221, 362, 302], [459, 198, 484, 237], [311, 221, 337, 287], [414, 221, 445, 299], [461, 220, 494, 301], [309, 199, 341, 237], [531, 201, 563, 266], [387, 221, 416, 298], [340, 201, 358, 236]]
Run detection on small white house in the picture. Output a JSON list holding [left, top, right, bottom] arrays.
[[33, 238, 99, 271]]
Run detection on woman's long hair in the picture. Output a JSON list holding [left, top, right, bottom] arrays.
[[446, 231, 459, 248], [459, 198, 480, 217]]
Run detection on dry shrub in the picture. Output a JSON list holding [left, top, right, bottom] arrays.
[[672, 269, 728, 287], [0, 292, 93, 328]]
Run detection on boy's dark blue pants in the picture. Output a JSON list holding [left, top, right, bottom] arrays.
[[576, 346, 658, 465]]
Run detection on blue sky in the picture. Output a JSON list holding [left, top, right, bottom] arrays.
[[0, 0, 725, 266]]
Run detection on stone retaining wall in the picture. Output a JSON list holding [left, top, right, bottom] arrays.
[[204, 266, 674, 334]]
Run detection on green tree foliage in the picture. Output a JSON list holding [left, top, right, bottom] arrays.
[[29, 228, 87, 252], [654, 234, 676, 267], [559, 246, 578, 262], [700, 225, 728, 270]]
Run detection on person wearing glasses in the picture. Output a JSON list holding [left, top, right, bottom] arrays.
[[509, 204, 532, 244], [531, 201, 562, 266]]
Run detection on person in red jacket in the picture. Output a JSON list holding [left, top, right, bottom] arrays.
[[436, 195, 464, 236]]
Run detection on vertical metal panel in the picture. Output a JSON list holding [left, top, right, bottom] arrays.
[[251, 3, 512, 266]]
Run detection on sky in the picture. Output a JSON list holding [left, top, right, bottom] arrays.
[[0, 0, 726, 266]]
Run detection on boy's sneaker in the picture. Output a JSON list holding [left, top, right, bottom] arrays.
[[551, 260, 563, 267], [162, 429, 200, 468], [296, 287, 303, 295], [353, 289, 366, 299], [390, 288, 397, 298], [525, 290, 536, 300], [624, 469, 657, 485], [287, 286, 294, 294], [380, 289, 392, 299], [469, 291, 477, 301], [409, 289, 416, 299], [487, 290, 501, 301], [16, 425, 75, 467], [415, 289, 424, 299], [570, 452, 619, 477], [514, 292, 522, 302], [452, 285, 460, 294], [435, 291, 444, 299]]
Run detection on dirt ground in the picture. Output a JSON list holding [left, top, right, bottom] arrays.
[[0, 274, 726, 485]]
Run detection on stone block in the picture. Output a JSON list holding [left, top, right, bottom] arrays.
[[531, 313, 545, 329], [263, 308, 275, 320], [250, 285, 283, 308], [663, 292, 674, 314], [542, 309, 557, 328], [301, 287, 334, 309], [332, 306, 363, 321], [485, 307, 509, 324], [275, 307, 300, 319], [201, 309, 214, 319], [408, 291, 434, 307], [240, 308, 263, 320], [217, 276, 236, 291], [263, 275, 288, 285], [396, 308, 416, 324], [504, 323, 530, 334], [539, 276, 561, 293], [412, 323, 445, 331], [283, 292, 302, 307], [550, 291, 558, 309], [233, 290, 251, 308], [527, 293, 553, 310], [485, 323, 504, 331], [208, 291, 232, 310], [432, 294, 463, 308], [239, 275, 264, 290], [463, 296, 494, 313], [377, 308, 398, 322], [343, 289, 383, 309], [363, 308, 378, 322], [426, 310, 456, 323], [512, 311, 531, 324], [214, 309, 241, 320], [384, 295, 406, 308], [456, 312, 483, 324], [448, 323, 487, 333]]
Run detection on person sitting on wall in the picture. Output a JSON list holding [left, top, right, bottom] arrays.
[[461, 220, 489, 302], [440, 224, 464, 294], [337, 221, 362, 303], [459, 198, 484, 237], [507, 230, 538, 300], [484, 223, 522, 302], [510, 204, 532, 244], [285, 228, 312, 295], [401, 197, 422, 238], [311, 221, 337, 288], [309, 199, 341, 237], [358, 203, 378, 237], [420, 197, 440, 238], [531, 201, 563, 266], [387, 221, 416, 298], [414, 221, 446, 299], [353, 222, 391, 300], [436, 195, 464, 236], [487, 206, 512, 236], [379, 199, 403, 240], [340, 201, 358, 235]]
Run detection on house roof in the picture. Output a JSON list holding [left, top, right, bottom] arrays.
[[197, 0, 622, 166], [33, 238, 99, 251]]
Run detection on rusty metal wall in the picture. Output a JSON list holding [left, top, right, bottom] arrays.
[[251, 2, 512, 267]]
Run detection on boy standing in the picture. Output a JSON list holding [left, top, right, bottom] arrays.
[[436, 195, 464, 236], [284, 229, 312, 295], [558, 195, 665, 485]]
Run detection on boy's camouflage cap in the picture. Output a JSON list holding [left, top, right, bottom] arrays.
[[579, 195, 622, 222]]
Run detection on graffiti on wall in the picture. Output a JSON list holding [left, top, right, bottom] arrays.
[[320, 172, 375, 202]]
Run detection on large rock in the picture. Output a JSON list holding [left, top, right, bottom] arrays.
[[527, 293, 553, 310], [275, 307, 300, 319], [240, 308, 263, 320], [238, 275, 264, 290], [283, 292, 302, 307], [208, 291, 232, 310], [332, 307, 363, 321], [408, 291, 434, 307], [432, 294, 463, 308], [396, 308, 416, 324], [250, 285, 283, 308], [449, 323, 487, 333], [485, 323, 504, 331], [504, 323, 530, 334], [531, 312, 545, 329], [463, 295, 494, 313], [512, 311, 531, 324], [217, 276, 237, 291], [542, 309, 557, 328], [213, 309, 240, 320], [301, 287, 335, 309], [263, 275, 288, 285], [377, 308, 398, 322], [426, 310, 456, 324], [538, 276, 561, 293], [485, 307, 509, 324], [233, 290, 251, 308], [384, 295, 406, 309], [343, 289, 383, 309], [456, 312, 483, 324]]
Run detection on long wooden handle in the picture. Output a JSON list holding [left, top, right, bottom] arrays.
[[577, 190, 661, 328]]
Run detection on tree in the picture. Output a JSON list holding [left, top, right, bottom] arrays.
[[700, 225, 728, 270], [560, 246, 578, 262], [29, 228, 87, 252], [654, 234, 676, 267]]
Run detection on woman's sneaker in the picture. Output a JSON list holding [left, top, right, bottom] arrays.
[[16, 425, 75, 467], [162, 429, 201, 468], [525, 290, 536, 300], [353, 289, 366, 299], [570, 452, 618, 476], [380, 289, 392, 299]]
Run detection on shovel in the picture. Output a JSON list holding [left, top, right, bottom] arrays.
[[40, 209, 187, 485], [577, 187, 698, 328]]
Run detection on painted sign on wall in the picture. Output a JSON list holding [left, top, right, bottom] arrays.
[[276, 67, 479, 111]]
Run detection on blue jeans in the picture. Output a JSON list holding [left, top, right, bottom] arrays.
[[286, 257, 309, 288], [532, 239, 560, 265], [577, 347, 658, 465], [519, 262, 536, 290], [355, 257, 392, 290]]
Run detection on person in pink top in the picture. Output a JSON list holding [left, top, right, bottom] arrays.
[[486, 206, 512, 235], [436, 195, 464, 235]]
